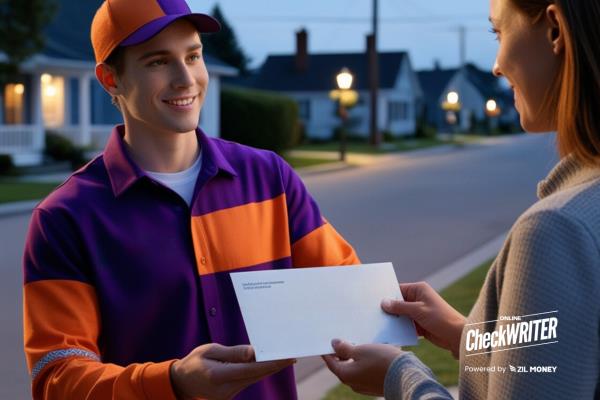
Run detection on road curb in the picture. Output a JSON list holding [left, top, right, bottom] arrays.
[[0, 200, 39, 218], [295, 231, 508, 400]]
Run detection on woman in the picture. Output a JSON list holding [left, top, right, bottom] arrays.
[[324, 0, 600, 398]]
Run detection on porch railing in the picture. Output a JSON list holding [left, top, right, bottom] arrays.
[[0, 125, 44, 153]]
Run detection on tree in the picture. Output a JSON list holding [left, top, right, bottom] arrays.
[[202, 5, 251, 75], [0, 0, 57, 84]]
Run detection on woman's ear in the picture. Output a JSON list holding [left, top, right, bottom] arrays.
[[95, 63, 120, 96], [546, 4, 565, 55]]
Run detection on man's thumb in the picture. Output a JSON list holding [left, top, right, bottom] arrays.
[[207, 344, 255, 363]]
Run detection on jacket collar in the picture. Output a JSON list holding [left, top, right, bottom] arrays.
[[104, 125, 237, 197]]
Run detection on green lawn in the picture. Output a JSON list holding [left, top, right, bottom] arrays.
[[323, 259, 494, 400], [284, 156, 339, 169], [0, 181, 60, 204]]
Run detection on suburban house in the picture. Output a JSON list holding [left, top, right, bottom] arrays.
[[0, 0, 236, 166], [417, 63, 518, 133], [231, 30, 423, 140]]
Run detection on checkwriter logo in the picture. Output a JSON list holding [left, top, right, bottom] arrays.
[[464, 310, 559, 357]]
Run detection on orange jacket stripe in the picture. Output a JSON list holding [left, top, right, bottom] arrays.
[[24, 280, 176, 400], [24, 280, 101, 372], [191, 194, 291, 275], [291, 222, 360, 268]]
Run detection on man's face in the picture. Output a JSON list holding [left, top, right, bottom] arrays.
[[113, 19, 208, 136]]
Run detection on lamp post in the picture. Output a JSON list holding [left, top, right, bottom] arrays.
[[336, 68, 354, 162], [442, 91, 461, 141], [485, 99, 501, 134]]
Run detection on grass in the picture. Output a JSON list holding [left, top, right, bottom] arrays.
[[294, 137, 462, 154], [323, 259, 494, 400], [295, 137, 452, 155], [0, 181, 60, 204], [284, 156, 339, 169]]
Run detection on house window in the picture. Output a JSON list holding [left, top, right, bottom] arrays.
[[3, 83, 25, 124], [297, 99, 311, 120], [41, 73, 65, 127], [388, 101, 410, 122]]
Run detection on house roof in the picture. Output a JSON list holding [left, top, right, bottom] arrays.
[[40, 0, 235, 74], [241, 51, 408, 92], [417, 68, 458, 103], [417, 63, 500, 103]]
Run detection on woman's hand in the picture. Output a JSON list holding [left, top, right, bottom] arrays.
[[382, 282, 466, 358], [323, 339, 403, 397]]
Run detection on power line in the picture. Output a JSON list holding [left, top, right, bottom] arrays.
[[233, 14, 488, 25]]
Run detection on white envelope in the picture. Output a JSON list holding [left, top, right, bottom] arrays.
[[230, 262, 418, 362]]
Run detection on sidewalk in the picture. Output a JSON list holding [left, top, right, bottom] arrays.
[[295, 230, 508, 400]]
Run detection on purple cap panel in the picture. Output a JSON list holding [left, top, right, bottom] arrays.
[[119, 14, 220, 47], [157, 0, 191, 14]]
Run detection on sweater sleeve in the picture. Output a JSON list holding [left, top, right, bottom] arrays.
[[23, 208, 177, 400], [384, 352, 454, 400], [486, 210, 600, 398]]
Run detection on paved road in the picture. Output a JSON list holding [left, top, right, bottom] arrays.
[[0, 133, 558, 398]]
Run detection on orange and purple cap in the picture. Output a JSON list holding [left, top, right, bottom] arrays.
[[91, 0, 220, 63]]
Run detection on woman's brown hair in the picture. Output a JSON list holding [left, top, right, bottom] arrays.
[[512, 0, 600, 165]]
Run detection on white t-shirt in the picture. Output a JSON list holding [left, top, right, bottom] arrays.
[[145, 152, 202, 207]]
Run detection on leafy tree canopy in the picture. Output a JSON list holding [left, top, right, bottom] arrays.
[[0, 0, 57, 83], [202, 4, 251, 75]]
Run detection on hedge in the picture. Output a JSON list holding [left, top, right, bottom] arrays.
[[44, 132, 86, 169], [0, 154, 15, 175], [220, 86, 301, 153]]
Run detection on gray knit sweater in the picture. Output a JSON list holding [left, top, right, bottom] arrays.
[[384, 156, 600, 400]]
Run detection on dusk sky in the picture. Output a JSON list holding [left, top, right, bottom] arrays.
[[190, 0, 497, 72]]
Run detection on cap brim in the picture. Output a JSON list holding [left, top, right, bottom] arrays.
[[120, 13, 221, 47]]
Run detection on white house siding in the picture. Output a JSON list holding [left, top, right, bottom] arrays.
[[386, 57, 418, 137], [287, 92, 339, 140], [200, 71, 220, 138], [289, 61, 419, 140]]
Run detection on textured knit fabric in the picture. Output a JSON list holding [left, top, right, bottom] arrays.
[[385, 156, 600, 400], [23, 125, 360, 400]]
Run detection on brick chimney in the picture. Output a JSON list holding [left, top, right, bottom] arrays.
[[295, 28, 308, 72]]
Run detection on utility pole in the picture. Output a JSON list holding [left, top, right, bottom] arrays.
[[369, 0, 381, 146], [459, 25, 466, 67]]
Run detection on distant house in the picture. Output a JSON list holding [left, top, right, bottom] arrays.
[[230, 30, 422, 140], [417, 63, 518, 133], [0, 0, 237, 166]]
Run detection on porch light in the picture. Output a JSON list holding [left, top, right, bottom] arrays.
[[45, 85, 57, 97], [41, 74, 53, 84], [14, 84, 25, 95]]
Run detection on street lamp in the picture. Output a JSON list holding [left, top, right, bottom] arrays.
[[334, 67, 355, 162], [485, 99, 500, 117], [442, 91, 461, 140], [337, 68, 353, 91], [484, 98, 501, 134], [447, 91, 459, 106]]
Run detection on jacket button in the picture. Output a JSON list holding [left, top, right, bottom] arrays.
[[209, 307, 217, 316], [201, 257, 207, 265]]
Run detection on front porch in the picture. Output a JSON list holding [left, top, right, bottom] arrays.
[[0, 56, 119, 166]]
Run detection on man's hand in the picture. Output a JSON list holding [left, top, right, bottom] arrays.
[[170, 343, 294, 400], [382, 281, 466, 358], [323, 339, 403, 397]]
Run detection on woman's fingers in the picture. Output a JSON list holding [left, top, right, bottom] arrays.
[[381, 298, 425, 317], [331, 339, 355, 360]]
